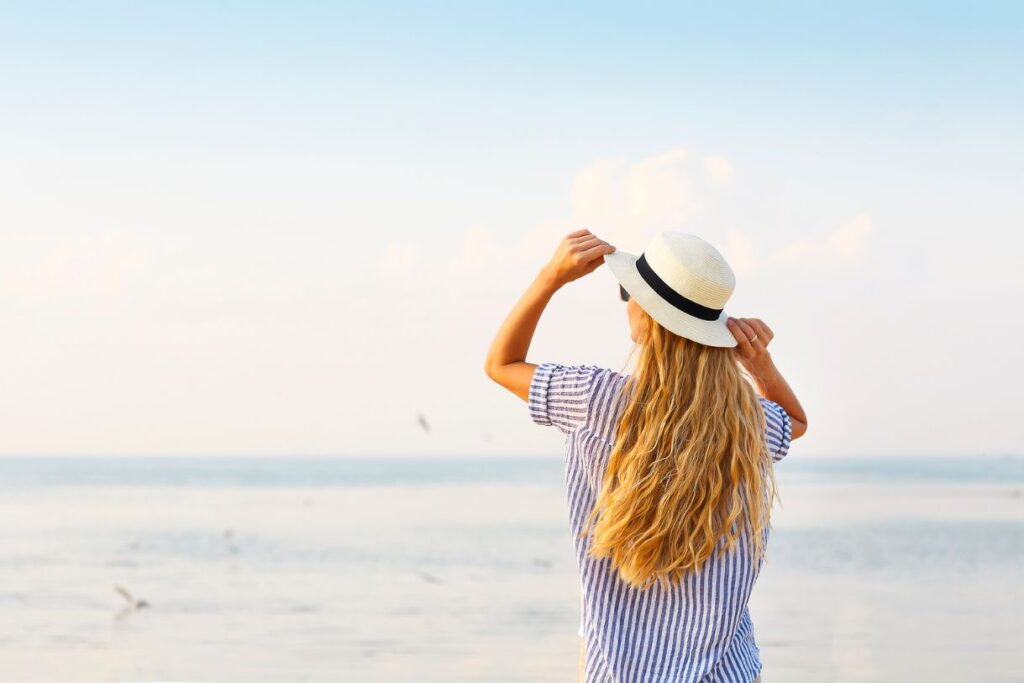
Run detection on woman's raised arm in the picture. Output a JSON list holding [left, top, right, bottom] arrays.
[[484, 229, 615, 401], [728, 317, 809, 439]]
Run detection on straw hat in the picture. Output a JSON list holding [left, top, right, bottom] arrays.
[[604, 231, 737, 347]]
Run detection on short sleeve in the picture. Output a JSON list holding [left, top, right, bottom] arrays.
[[528, 362, 600, 436], [758, 396, 793, 462]]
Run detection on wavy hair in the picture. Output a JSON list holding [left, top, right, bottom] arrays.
[[581, 307, 779, 589]]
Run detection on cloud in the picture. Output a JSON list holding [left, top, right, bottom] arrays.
[[724, 214, 875, 276], [379, 240, 420, 274], [449, 226, 499, 273], [770, 214, 874, 267], [827, 214, 873, 258], [703, 156, 735, 185], [394, 151, 869, 289], [623, 148, 696, 233], [572, 147, 700, 250], [0, 231, 148, 305], [723, 229, 760, 276], [503, 147, 712, 267], [390, 147, 734, 284]]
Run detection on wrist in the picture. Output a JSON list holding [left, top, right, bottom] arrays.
[[746, 355, 777, 385], [536, 265, 565, 292]]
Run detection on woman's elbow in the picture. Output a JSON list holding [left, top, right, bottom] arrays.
[[483, 357, 500, 382], [791, 416, 808, 440]]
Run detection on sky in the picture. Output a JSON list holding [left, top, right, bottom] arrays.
[[1, 2, 1021, 457]]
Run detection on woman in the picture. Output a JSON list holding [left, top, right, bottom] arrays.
[[484, 229, 808, 682]]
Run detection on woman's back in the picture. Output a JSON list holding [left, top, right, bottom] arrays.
[[529, 362, 792, 683], [486, 229, 807, 681]]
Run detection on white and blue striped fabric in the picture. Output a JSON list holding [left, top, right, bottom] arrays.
[[528, 362, 792, 683]]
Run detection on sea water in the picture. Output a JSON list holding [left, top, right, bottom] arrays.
[[0, 456, 1020, 682]]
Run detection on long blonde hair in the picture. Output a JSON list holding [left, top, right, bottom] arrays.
[[581, 307, 778, 589]]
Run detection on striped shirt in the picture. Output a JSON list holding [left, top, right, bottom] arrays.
[[528, 362, 792, 683]]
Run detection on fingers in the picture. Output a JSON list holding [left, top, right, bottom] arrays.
[[565, 229, 614, 249], [736, 318, 764, 349], [553, 229, 615, 282], [572, 235, 602, 249], [746, 318, 774, 346], [575, 236, 615, 262], [580, 244, 615, 267], [567, 229, 611, 248], [726, 317, 749, 354], [727, 317, 760, 355], [569, 235, 600, 250]]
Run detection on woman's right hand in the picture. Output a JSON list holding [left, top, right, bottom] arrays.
[[542, 229, 616, 287]]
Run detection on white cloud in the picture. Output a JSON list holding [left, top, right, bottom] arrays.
[[723, 229, 760, 277], [572, 148, 699, 250], [511, 147, 708, 264], [449, 226, 500, 273], [828, 213, 874, 258], [770, 214, 874, 267], [379, 240, 420, 273], [515, 218, 574, 262], [723, 214, 875, 276], [623, 148, 695, 232], [0, 231, 148, 305], [395, 152, 869, 290], [703, 155, 735, 185], [427, 148, 712, 278]]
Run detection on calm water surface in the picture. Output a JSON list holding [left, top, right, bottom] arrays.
[[0, 456, 1020, 682]]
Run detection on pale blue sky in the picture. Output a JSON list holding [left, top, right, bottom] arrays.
[[1, 2, 1021, 456]]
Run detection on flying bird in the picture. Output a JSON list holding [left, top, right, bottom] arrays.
[[417, 412, 430, 433], [415, 569, 443, 585], [113, 584, 149, 620], [224, 529, 240, 555]]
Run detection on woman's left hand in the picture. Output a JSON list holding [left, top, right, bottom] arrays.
[[728, 317, 775, 374], [726, 316, 809, 438], [542, 229, 616, 287]]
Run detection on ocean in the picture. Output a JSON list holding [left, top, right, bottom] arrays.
[[0, 456, 1020, 682]]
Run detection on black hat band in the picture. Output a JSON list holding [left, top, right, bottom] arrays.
[[635, 253, 723, 322]]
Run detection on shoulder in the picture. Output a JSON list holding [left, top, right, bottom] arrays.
[[528, 363, 604, 409], [530, 362, 623, 390], [528, 363, 630, 436]]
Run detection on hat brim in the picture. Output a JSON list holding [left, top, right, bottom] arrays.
[[604, 250, 737, 348]]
